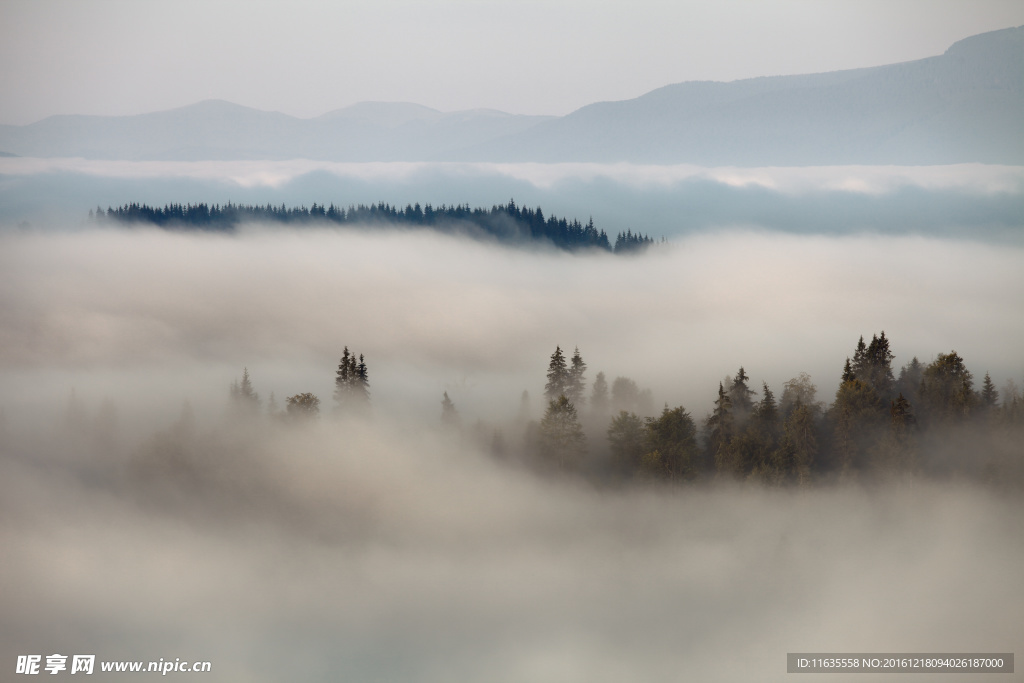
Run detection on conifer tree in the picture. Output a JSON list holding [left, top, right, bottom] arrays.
[[334, 347, 370, 413], [831, 378, 883, 472], [980, 373, 999, 410], [919, 351, 976, 422], [565, 347, 587, 407], [544, 346, 568, 401], [538, 395, 586, 469], [851, 336, 868, 377], [230, 368, 260, 413], [737, 383, 782, 480], [896, 357, 924, 404], [841, 358, 856, 383], [590, 371, 609, 416], [707, 383, 737, 475], [334, 347, 352, 406], [355, 354, 370, 403], [607, 410, 645, 474], [862, 332, 896, 399], [728, 367, 756, 417], [643, 406, 698, 481]]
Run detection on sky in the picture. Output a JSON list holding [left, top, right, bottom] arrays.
[[1, 0, 1023, 125]]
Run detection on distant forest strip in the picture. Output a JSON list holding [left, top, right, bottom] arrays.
[[93, 200, 656, 253], [215, 332, 1024, 488]]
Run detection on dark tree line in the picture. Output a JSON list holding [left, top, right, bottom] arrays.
[[517, 337, 1023, 485], [226, 333, 1023, 486], [91, 200, 657, 253]]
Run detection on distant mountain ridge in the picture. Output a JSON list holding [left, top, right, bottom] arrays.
[[0, 99, 553, 162], [1, 25, 1021, 165]]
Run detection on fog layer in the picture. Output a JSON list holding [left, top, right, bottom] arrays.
[[1, 227, 1021, 424], [1, 227, 1022, 681]]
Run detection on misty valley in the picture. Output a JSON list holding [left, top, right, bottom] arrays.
[[2, 8, 1023, 681], [1, 217, 1022, 682]]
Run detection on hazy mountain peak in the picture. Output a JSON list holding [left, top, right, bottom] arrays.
[[944, 24, 1024, 57]]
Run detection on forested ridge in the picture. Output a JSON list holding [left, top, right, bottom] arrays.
[[92, 200, 656, 253], [215, 332, 1024, 487]]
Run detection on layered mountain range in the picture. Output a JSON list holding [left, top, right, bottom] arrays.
[[1, 25, 1021, 165]]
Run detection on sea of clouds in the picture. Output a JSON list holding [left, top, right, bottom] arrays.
[[1, 180, 1022, 681]]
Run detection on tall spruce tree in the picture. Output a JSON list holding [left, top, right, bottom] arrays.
[[707, 383, 737, 475], [566, 347, 587, 407], [545, 346, 568, 401], [980, 373, 999, 411], [728, 367, 756, 419]]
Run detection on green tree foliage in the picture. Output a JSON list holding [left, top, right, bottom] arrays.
[[538, 395, 587, 470], [830, 378, 884, 472], [544, 346, 568, 401], [286, 393, 320, 419], [607, 411, 646, 473], [707, 383, 738, 476], [642, 406, 699, 481], [737, 383, 782, 480], [919, 351, 976, 423]]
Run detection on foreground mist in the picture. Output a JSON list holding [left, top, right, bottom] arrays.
[[1, 226, 1022, 681]]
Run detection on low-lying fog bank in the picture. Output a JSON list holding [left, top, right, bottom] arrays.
[[1, 411, 1021, 682], [1, 226, 1022, 681], [0, 226, 1021, 427]]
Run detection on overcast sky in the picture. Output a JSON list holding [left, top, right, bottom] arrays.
[[1, 0, 1022, 125]]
